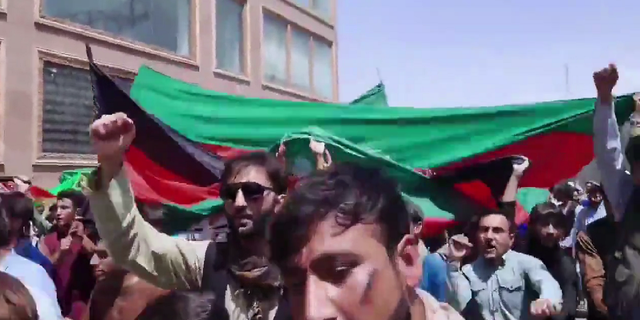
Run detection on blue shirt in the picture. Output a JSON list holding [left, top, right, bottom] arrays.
[[447, 250, 562, 320], [14, 240, 55, 280], [1, 250, 63, 319], [419, 253, 448, 302]]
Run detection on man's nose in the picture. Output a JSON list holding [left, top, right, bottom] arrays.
[[306, 276, 338, 320], [234, 190, 247, 207], [542, 225, 558, 236]]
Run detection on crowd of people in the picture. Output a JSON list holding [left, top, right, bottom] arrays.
[[0, 64, 638, 320]]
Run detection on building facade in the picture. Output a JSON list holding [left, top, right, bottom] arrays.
[[0, 0, 338, 188]]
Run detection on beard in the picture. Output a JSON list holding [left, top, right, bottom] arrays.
[[227, 209, 274, 240]]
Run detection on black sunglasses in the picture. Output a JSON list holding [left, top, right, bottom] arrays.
[[220, 182, 273, 201]]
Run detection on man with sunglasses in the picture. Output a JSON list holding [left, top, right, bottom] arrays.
[[88, 113, 291, 320]]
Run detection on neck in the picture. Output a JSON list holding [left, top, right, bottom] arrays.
[[238, 237, 269, 258], [0, 246, 11, 263], [408, 290, 426, 320]]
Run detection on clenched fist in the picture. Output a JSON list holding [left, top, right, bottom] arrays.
[[90, 113, 135, 167], [593, 64, 618, 104]]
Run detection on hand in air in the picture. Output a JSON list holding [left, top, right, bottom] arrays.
[[512, 156, 530, 179], [90, 113, 135, 165], [593, 64, 618, 103], [309, 139, 326, 155]]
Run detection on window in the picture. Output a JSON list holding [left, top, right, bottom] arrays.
[[293, 0, 331, 19], [313, 39, 333, 99], [262, 13, 334, 99], [291, 28, 311, 91], [263, 14, 288, 86], [41, 61, 133, 155], [42, 0, 191, 56], [215, 0, 245, 74]]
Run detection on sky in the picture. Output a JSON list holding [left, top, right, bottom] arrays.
[[337, 0, 640, 108]]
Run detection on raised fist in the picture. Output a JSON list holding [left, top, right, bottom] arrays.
[[593, 64, 618, 98], [512, 156, 530, 179], [309, 139, 326, 155], [90, 113, 135, 165]]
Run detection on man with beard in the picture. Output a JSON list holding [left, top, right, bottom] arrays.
[[593, 65, 640, 319], [446, 209, 562, 320], [524, 203, 578, 320], [88, 113, 290, 320], [269, 163, 462, 320]]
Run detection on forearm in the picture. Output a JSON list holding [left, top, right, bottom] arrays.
[[80, 236, 96, 255], [89, 166, 207, 290]]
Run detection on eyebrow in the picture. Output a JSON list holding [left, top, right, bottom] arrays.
[[308, 251, 362, 269]]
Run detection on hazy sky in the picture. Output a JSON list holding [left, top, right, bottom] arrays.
[[337, 1, 640, 107]]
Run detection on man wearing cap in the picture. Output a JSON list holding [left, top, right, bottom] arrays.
[[593, 64, 640, 319]]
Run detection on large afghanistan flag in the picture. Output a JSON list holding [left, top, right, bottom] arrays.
[[86, 47, 635, 233]]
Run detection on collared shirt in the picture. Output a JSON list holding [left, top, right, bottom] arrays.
[[0, 250, 63, 319], [447, 250, 562, 320], [561, 203, 608, 249]]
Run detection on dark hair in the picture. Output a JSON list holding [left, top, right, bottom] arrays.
[[270, 163, 410, 267], [0, 192, 34, 240], [405, 199, 424, 225], [550, 180, 579, 202], [0, 272, 38, 320], [0, 193, 34, 224], [529, 202, 570, 231], [136, 291, 215, 320], [57, 189, 87, 211], [221, 151, 288, 195]]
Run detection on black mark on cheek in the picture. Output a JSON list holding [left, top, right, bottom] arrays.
[[360, 269, 377, 305]]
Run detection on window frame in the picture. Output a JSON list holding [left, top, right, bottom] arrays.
[[213, 0, 250, 79], [261, 11, 335, 101], [35, 0, 199, 64], [36, 50, 136, 165]]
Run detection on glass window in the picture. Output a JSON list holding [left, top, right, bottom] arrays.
[[294, 0, 311, 8], [313, 39, 333, 99], [291, 28, 311, 91], [42, 0, 191, 56], [263, 14, 288, 86], [41, 61, 133, 154], [312, 0, 331, 19], [215, 0, 244, 74]]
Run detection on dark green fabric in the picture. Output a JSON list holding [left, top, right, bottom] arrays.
[[349, 83, 389, 106]]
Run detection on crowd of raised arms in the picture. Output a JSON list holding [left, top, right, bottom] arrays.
[[1, 64, 639, 320]]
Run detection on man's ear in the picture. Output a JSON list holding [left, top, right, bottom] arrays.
[[275, 194, 286, 213], [395, 235, 422, 288]]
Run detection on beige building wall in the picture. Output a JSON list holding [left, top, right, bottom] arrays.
[[0, 0, 338, 189]]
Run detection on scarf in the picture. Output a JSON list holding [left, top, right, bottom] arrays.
[[228, 253, 282, 320]]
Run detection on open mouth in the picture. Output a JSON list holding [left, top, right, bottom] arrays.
[[485, 242, 497, 253], [235, 218, 254, 233]]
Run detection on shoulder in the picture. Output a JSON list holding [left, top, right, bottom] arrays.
[[415, 289, 464, 320], [24, 283, 63, 319], [508, 251, 545, 269], [3, 253, 56, 293]]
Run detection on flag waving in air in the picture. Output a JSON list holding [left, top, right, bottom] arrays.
[[86, 45, 636, 233]]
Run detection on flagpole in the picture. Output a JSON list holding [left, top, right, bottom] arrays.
[[564, 63, 570, 97], [376, 68, 383, 84]]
